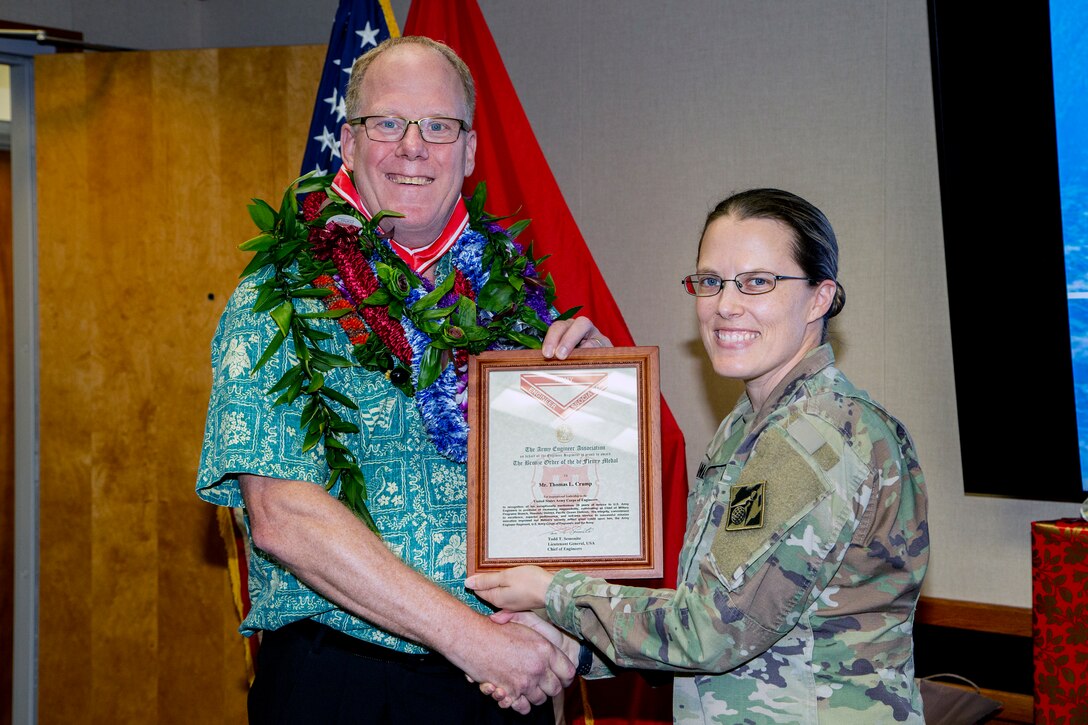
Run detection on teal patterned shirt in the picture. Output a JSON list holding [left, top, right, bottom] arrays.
[[196, 263, 489, 653]]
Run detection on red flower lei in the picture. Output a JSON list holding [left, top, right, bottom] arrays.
[[304, 192, 478, 368]]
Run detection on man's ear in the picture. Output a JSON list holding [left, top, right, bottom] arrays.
[[340, 123, 356, 171], [463, 128, 477, 177]]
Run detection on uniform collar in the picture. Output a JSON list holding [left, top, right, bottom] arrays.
[[749, 344, 836, 427]]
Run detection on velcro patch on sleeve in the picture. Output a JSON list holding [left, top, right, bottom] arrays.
[[710, 426, 828, 578], [786, 416, 840, 472]]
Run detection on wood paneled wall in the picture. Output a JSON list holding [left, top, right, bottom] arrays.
[[35, 45, 323, 724]]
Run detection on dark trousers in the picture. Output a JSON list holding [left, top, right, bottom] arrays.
[[248, 620, 555, 725]]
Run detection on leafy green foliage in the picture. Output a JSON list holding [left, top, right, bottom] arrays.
[[241, 173, 383, 534], [240, 174, 575, 537]]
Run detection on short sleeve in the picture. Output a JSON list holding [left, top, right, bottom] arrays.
[[195, 270, 328, 507]]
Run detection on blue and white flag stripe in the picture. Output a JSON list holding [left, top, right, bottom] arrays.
[[300, 0, 400, 177]]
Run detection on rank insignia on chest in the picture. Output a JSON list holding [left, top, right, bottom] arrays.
[[725, 481, 765, 530]]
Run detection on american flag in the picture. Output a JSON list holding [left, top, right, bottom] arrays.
[[299, 0, 400, 177]]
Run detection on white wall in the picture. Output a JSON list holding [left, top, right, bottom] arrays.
[[483, 1, 1081, 609], [3, 0, 1080, 607]]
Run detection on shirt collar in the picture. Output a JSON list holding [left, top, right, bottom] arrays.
[[330, 166, 470, 275]]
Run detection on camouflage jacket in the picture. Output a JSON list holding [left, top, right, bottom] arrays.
[[545, 345, 929, 723]]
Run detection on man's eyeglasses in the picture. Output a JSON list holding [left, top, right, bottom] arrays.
[[681, 272, 814, 297], [348, 116, 468, 144]]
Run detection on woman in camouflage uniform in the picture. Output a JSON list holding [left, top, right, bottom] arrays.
[[468, 189, 929, 724]]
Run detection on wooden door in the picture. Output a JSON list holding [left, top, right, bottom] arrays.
[[35, 45, 323, 724]]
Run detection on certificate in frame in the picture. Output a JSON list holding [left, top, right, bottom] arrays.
[[466, 346, 662, 579]]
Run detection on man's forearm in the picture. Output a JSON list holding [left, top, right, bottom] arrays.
[[239, 474, 574, 703], [242, 474, 486, 646]]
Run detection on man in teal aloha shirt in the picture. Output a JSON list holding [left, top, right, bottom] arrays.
[[196, 36, 606, 723]]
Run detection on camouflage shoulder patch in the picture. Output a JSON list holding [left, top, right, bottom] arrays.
[[710, 425, 829, 579]]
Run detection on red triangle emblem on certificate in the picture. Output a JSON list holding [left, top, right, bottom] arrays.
[[519, 372, 609, 420]]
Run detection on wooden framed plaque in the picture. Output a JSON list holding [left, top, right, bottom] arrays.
[[466, 346, 662, 579]]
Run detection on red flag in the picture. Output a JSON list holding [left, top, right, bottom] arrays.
[[405, 3, 688, 722]]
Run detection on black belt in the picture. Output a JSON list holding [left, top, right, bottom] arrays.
[[276, 618, 456, 672]]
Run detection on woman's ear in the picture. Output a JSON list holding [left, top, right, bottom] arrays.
[[808, 279, 838, 323]]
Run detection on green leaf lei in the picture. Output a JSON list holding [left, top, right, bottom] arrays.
[[240, 172, 579, 535]]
